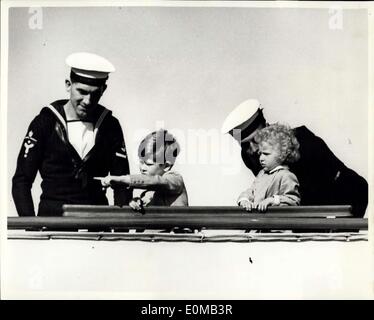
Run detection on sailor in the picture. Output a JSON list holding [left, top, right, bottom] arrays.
[[12, 52, 132, 216], [222, 99, 368, 217]]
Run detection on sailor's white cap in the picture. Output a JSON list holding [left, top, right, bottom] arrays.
[[221, 99, 262, 134], [66, 52, 115, 84]]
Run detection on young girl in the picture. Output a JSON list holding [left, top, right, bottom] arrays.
[[238, 123, 300, 212], [99, 129, 188, 212]]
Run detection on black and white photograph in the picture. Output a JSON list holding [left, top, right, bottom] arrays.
[[0, 0, 373, 300]]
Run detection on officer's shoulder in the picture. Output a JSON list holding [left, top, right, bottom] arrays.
[[38, 100, 66, 119], [104, 112, 121, 127], [293, 125, 318, 140], [97, 104, 116, 120], [39, 107, 56, 120], [294, 125, 313, 135], [32, 105, 60, 125], [26, 101, 66, 133]]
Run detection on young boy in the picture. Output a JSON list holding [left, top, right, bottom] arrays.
[[238, 124, 300, 212], [100, 129, 188, 211]]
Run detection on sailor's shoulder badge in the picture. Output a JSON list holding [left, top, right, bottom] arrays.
[[115, 144, 127, 159], [23, 130, 37, 158], [115, 152, 127, 159], [25, 130, 37, 142]]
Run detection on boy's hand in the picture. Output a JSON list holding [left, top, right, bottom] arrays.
[[257, 197, 275, 212], [94, 175, 130, 188], [239, 199, 256, 212], [129, 197, 145, 214], [94, 176, 113, 189], [102, 175, 114, 188]]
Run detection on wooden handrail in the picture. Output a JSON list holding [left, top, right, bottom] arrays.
[[8, 216, 367, 230], [63, 205, 353, 218]]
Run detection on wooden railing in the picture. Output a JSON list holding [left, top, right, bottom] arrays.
[[7, 205, 368, 231], [63, 204, 355, 217]]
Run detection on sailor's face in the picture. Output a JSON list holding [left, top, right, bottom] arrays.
[[239, 130, 260, 156], [233, 123, 266, 153], [66, 81, 105, 119]]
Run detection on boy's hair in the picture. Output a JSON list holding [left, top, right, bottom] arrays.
[[138, 129, 180, 165], [254, 123, 300, 164]]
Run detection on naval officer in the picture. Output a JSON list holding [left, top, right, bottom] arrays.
[[222, 99, 368, 217], [12, 52, 132, 216]]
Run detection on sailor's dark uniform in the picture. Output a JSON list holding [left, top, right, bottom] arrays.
[[12, 100, 132, 216], [241, 126, 368, 217]]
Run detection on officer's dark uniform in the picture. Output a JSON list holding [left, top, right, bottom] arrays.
[[12, 100, 132, 216], [241, 126, 368, 217]]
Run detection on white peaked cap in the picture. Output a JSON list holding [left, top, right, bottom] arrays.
[[221, 99, 261, 134], [66, 52, 115, 79]]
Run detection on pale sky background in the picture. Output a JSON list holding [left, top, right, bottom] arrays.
[[6, 6, 369, 216]]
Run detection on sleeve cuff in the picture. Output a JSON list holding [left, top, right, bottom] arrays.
[[237, 197, 251, 205], [273, 195, 281, 205]]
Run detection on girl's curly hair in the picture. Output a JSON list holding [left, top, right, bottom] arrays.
[[254, 123, 300, 164]]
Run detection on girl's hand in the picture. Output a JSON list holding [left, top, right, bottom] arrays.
[[239, 199, 256, 212], [257, 197, 275, 212]]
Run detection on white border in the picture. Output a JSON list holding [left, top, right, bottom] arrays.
[[0, 0, 373, 9], [1, 0, 373, 299], [368, 4, 374, 291]]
